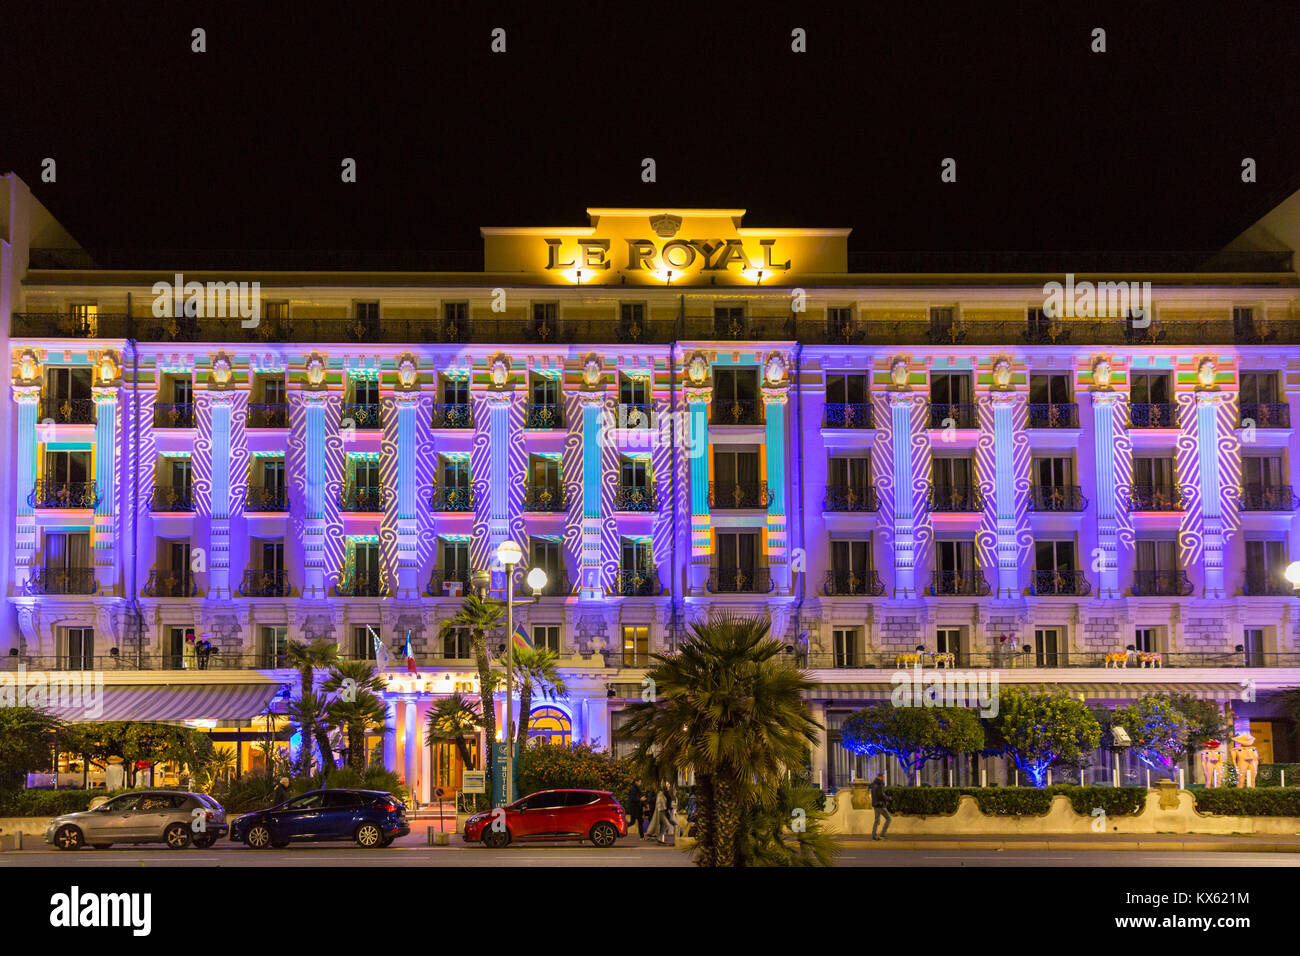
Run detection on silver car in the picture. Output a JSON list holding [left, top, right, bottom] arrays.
[[45, 790, 228, 850]]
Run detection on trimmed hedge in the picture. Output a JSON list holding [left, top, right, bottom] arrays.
[[1192, 787, 1300, 817], [1046, 785, 1147, 817], [881, 786, 1146, 818], [958, 787, 1053, 816], [887, 788, 961, 816], [0, 788, 130, 817]]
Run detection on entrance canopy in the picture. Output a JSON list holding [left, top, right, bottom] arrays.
[[37, 681, 287, 722]]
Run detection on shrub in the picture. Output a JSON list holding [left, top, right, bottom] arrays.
[[1192, 787, 1300, 817], [0, 788, 132, 817], [1046, 785, 1147, 817], [516, 742, 636, 798], [958, 787, 1053, 816], [888, 788, 960, 816]]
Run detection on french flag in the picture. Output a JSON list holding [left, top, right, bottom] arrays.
[[404, 630, 417, 674]]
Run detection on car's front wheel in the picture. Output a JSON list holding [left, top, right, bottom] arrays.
[[590, 821, 618, 848], [164, 823, 192, 849], [481, 827, 510, 849], [53, 826, 84, 851], [244, 824, 273, 849]]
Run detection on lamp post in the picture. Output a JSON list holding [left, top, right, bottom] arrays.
[[494, 541, 547, 807], [1286, 561, 1300, 593]]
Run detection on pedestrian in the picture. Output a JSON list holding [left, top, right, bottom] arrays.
[[644, 785, 663, 842], [662, 784, 677, 845], [870, 772, 892, 841], [650, 785, 673, 845], [270, 776, 290, 806], [627, 778, 645, 838], [682, 791, 697, 838], [639, 788, 652, 840]]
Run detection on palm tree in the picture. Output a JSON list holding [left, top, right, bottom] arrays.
[[508, 646, 568, 752], [286, 638, 341, 773], [617, 614, 821, 867], [441, 594, 505, 800], [425, 692, 482, 773], [323, 660, 391, 771], [286, 691, 334, 774]]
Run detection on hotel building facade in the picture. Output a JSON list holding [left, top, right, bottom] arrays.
[[4, 173, 1300, 798]]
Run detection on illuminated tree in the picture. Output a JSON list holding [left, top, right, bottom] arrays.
[[1111, 696, 1190, 780], [991, 689, 1101, 787], [838, 704, 984, 783]]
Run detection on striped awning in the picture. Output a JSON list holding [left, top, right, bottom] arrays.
[[804, 681, 1243, 703], [40, 682, 287, 722]]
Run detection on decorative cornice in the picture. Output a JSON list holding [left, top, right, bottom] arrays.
[[12, 384, 41, 404], [761, 385, 789, 406], [393, 391, 421, 407], [91, 386, 119, 403], [484, 389, 514, 406], [888, 391, 913, 407], [683, 386, 712, 405], [1091, 392, 1121, 406]]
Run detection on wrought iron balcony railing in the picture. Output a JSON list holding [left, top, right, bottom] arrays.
[[1129, 403, 1178, 428], [12, 312, 129, 338], [1238, 484, 1298, 512], [1243, 571, 1290, 596], [334, 574, 388, 597], [239, 569, 290, 597], [824, 569, 885, 597], [927, 403, 977, 429], [524, 402, 566, 429], [931, 569, 991, 596], [40, 398, 96, 425], [708, 481, 773, 510], [340, 403, 383, 430], [338, 484, 390, 512], [1028, 485, 1087, 512], [526, 569, 570, 597], [1132, 570, 1193, 596], [149, 484, 194, 512], [823, 403, 874, 429], [823, 485, 878, 512], [144, 569, 196, 597], [153, 402, 194, 428], [1026, 402, 1079, 429], [707, 566, 773, 594], [927, 482, 985, 512], [245, 487, 289, 512], [615, 403, 654, 428], [1129, 484, 1185, 512], [429, 486, 475, 512], [522, 484, 566, 512], [246, 402, 290, 428], [709, 399, 764, 426], [427, 568, 473, 597], [31, 480, 99, 509], [1239, 402, 1290, 428], [27, 567, 97, 595], [611, 569, 660, 596], [1032, 569, 1092, 596], [613, 485, 658, 511], [430, 403, 474, 429]]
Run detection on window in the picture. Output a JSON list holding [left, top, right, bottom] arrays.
[[936, 628, 961, 660], [46, 366, 93, 405], [1233, 307, 1256, 337], [259, 626, 288, 667], [64, 627, 94, 669], [620, 303, 645, 334], [1135, 539, 1177, 572], [442, 626, 471, 659], [532, 625, 560, 654], [832, 627, 860, 667], [349, 541, 381, 594], [1130, 373, 1170, 405], [1034, 628, 1060, 667], [829, 456, 870, 488], [441, 540, 470, 578], [716, 531, 759, 570], [712, 449, 761, 507], [929, 306, 957, 337], [44, 450, 91, 486], [1029, 373, 1071, 404], [351, 625, 379, 660], [830, 540, 872, 597], [1033, 456, 1074, 487], [622, 625, 649, 667], [714, 305, 746, 337], [827, 306, 854, 341], [620, 539, 653, 572], [443, 301, 470, 338], [442, 456, 471, 489], [1034, 540, 1078, 594], [531, 375, 560, 406], [1243, 455, 1284, 487], [929, 373, 973, 426], [165, 627, 190, 670], [619, 374, 649, 407], [826, 373, 868, 406], [351, 458, 381, 489], [1242, 629, 1265, 666], [260, 458, 286, 497], [619, 457, 649, 490], [351, 377, 380, 406], [712, 367, 760, 423], [70, 303, 99, 336], [1245, 539, 1286, 594], [936, 540, 973, 573], [532, 303, 558, 338], [263, 301, 289, 330], [260, 375, 285, 404], [44, 532, 91, 573], [932, 457, 973, 488], [1240, 372, 1279, 405], [1134, 628, 1158, 653], [171, 376, 194, 405], [530, 539, 563, 593], [354, 301, 380, 336], [443, 375, 469, 406]]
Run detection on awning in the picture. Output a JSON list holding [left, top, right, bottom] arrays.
[[39, 682, 287, 722], [804, 681, 1245, 703]]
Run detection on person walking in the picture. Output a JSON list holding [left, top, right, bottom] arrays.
[[870, 772, 892, 841], [270, 776, 290, 806], [639, 787, 652, 840], [627, 778, 645, 838], [650, 786, 670, 844], [661, 784, 677, 845]]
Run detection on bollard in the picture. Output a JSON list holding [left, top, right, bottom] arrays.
[[426, 826, 435, 845]]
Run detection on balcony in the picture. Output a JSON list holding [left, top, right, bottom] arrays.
[[1243, 571, 1290, 597], [245, 487, 289, 512], [149, 485, 194, 512], [1239, 402, 1289, 429], [931, 570, 991, 596], [40, 398, 96, 425], [1129, 485, 1185, 512], [427, 568, 473, 597], [1129, 403, 1178, 429], [1032, 569, 1091, 596], [153, 402, 194, 429], [334, 573, 388, 597], [1238, 484, 1297, 512], [144, 569, 196, 597], [1027, 485, 1087, 512], [341, 403, 382, 430], [31, 480, 99, 509], [823, 403, 874, 429], [927, 403, 977, 429], [13, 311, 129, 338], [611, 569, 659, 596], [696, 313, 794, 341], [823, 485, 878, 513], [708, 481, 773, 510], [707, 566, 773, 594], [1026, 403, 1079, 429], [247, 402, 290, 428], [1132, 570, 1193, 597], [27, 567, 97, 595], [521, 484, 565, 512], [524, 403, 565, 430], [615, 403, 654, 428], [527, 569, 570, 597], [824, 569, 885, 597], [338, 484, 390, 512], [613, 485, 658, 512], [927, 483, 985, 513], [430, 403, 474, 429], [239, 569, 290, 597], [429, 486, 475, 512], [709, 399, 764, 426]]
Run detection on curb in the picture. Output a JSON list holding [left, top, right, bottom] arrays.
[[836, 839, 1300, 852]]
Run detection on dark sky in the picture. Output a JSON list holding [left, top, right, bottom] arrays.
[[4, 2, 1299, 256]]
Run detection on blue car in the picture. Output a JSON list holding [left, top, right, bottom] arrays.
[[232, 788, 409, 849]]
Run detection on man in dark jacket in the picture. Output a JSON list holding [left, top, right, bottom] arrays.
[[627, 779, 645, 838], [270, 776, 290, 807], [869, 773, 891, 840]]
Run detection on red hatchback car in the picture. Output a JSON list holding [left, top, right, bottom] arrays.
[[463, 789, 627, 848]]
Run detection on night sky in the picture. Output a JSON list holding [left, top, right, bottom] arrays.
[[3, 3, 1299, 258]]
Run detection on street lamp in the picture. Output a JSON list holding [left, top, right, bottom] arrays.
[[1285, 561, 1300, 591], [495, 540, 526, 807], [526, 566, 548, 598]]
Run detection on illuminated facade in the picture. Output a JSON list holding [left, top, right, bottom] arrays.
[[4, 176, 1300, 795]]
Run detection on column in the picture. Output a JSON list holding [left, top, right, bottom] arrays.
[[684, 385, 712, 592], [1091, 393, 1121, 598], [991, 393, 1019, 598], [12, 385, 40, 590], [763, 383, 790, 590], [579, 394, 604, 597], [1197, 393, 1224, 597], [485, 391, 513, 556], [208, 392, 234, 598], [394, 393, 420, 598], [890, 393, 917, 596], [92, 385, 119, 594], [301, 393, 329, 598]]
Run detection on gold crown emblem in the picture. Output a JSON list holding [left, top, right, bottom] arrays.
[[649, 214, 682, 238]]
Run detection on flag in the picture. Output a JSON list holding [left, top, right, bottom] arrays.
[[370, 627, 390, 670], [512, 623, 533, 653], [404, 630, 417, 674]]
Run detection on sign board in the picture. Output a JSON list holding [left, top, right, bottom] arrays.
[[491, 743, 517, 806], [461, 771, 485, 794]]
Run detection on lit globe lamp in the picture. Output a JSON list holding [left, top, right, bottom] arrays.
[[495, 539, 525, 808], [1285, 561, 1300, 592]]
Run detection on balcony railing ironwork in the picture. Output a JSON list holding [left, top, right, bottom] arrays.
[[26, 567, 97, 595], [1238, 484, 1298, 512], [709, 399, 764, 426], [334, 574, 388, 597], [615, 403, 654, 428], [340, 403, 382, 429], [239, 569, 290, 597], [823, 485, 878, 513], [613, 485, 657, 512], [927, 483, 985, 513], [824, 569, 885, 596], [927, 403, 977, 429], [427, 568, 473, 597], [153, 402, 194, 428], [524, 403, 565, 429], [1028, 485, 1087, 512], [1243, 571, 1290, 596], [31, 480, 99, 509], [1132, 570, 1194, 596], [245, 487, 289, 512], [1032, 569, 1092, 596], [707, 566, 773, 594], [526, 569, 570, 597], [40, 398, 96, 425], [1026, 403, 1079, 429], [430, 403, 474, 429], [429, 486, 475, 512], [1129, 403, 1178, 428], [149, 485, 194, 512], [144, 569, 196, 597], [1129, 485, 1186, 512], [823, 403, 874, 429], [1239, 402, 1289, 428], [522, 484, 566, 512], [708, 481, 773, 510], [338, 484, 390, 512], [611, 569, 659, 596], [931, 569, 991, 596], [246, 402, 290, 428]]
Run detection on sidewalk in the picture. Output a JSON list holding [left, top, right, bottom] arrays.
[[837, 832, 1300, 852]]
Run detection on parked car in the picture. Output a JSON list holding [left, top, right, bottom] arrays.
[[231, 788, 409, 849], [463, 789, 627, 848], [46, 790, 228, 850]]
